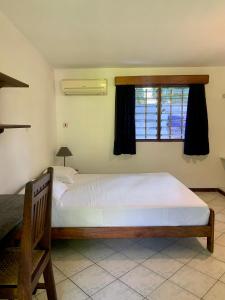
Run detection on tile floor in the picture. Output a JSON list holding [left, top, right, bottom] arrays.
[[33, 192, 225, 300]]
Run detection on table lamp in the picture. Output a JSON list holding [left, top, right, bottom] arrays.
[[56, 147, 73, 167]]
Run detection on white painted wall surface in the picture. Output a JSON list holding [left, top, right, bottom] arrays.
[[55, 67, 225, 188], [0, 12, 56, 193]]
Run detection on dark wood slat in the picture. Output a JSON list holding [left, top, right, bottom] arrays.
[[115, 75, 209, 86], [0, 72, 29, 88], [51, 225, 211, 239]]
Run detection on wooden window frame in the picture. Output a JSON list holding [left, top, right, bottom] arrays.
[[135, 86, 189, 142], [115, 75, 209, 142], [115, 75, 209, 86]]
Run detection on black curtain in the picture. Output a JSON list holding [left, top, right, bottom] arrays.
[[113, 85, 136, 155], [184, 84, 209, 155]]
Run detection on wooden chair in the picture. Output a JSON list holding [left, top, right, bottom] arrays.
[[0, 167, 57, 300]]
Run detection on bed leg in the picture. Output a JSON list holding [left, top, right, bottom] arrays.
[[207, 236, 214, 253], [207, 208, 215, 253]]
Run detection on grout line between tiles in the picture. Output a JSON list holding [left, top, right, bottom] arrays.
[[145, 251, 202, 299], [66, 276, 96, 298]]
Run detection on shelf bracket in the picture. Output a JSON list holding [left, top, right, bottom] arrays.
[[0, 129, 4, 134]]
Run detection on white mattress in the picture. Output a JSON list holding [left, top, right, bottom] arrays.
[[52, 172, 210, 227]]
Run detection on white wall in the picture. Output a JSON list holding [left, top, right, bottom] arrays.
[[0, 12, 56, 193], [55, 67, 225, 188]]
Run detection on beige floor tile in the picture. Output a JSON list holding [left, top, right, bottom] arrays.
[[51, 244, 77, 260], [120, 265, 165, 297], [143, 252, 183, 279], [195, 192, 218, 203], [170, 265, 216, 298], [98, 252, 137, 277], [220, 273, 225, 283], [36, 266, 67, 295], [36, 279, 88, 300], [121, 243, 156, 263], [208, 204, 225, 214], [176, 237, 206, 252], [67, 239, 99, 252], [212, 244, 225, 262], [53, 266, 67, 283], [215, 221, 225, 233], [203, 281, 225, 300], [209, 200, 225, 212], [214, 231, 223, 239], [215, 233, 225, 247], [54, 252, 93, 277], [92, 280, 143, 300], [138, 238, 173, 252], [195, 237, 209, 252], [216, 212, 225, 223], [148, 280, 199, 300], [103, 238, 136, 251], [51, 240, 71, 249], [188, 253, 225, 279], [39, 265, 66, 284], [76, 242, 115, 262], [161, 242, 198, 263], [70, 264, 115, 296], [210, 195, 225, 206]]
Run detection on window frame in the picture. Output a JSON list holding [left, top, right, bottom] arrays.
[[135, 85, 189, 142]]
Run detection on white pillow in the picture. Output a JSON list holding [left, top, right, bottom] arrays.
[[53, 180, 68, 201], [18, 180, 68, 202], [52, 166, 78, 184]]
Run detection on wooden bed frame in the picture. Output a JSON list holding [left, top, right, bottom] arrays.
[[51, 208, 215, 253]]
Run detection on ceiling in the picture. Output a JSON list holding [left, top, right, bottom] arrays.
[[0, 0, 225, 68]]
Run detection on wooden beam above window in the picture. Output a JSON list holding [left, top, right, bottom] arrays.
[[115, 75, 209, 86]]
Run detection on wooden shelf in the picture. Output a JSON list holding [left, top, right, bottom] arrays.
[[0, 124, 31, 134], [0, 72, 29, 88]]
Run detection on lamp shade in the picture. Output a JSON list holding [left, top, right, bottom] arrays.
[[56, 147, 73, 157]]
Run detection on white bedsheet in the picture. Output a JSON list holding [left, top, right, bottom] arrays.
[[52, 172, 210, 227]]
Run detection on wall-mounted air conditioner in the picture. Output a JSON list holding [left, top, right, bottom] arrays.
[[61, 79, 107, 95]]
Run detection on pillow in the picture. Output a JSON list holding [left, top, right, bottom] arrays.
[[53, 180, 68, 201], [52, 166, 78, 184], [18, 180, 68, 202]]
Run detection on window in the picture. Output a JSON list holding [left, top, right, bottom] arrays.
[[135, 87, 189, 141]]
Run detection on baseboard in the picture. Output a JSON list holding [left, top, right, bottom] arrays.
[[190, 187, 225, 196], [217, 188, 225, 196]]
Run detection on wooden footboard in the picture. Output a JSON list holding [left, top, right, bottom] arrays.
[[51, 208, 215, 253]]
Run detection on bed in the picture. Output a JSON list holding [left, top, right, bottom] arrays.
[[50, 168, 214, 252]]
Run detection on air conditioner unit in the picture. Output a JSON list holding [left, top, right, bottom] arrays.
[[61, 79, 107, 95]]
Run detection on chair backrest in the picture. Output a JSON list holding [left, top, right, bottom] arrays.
[[21, 167, 53, 252], [17, 168, 53, 295]]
